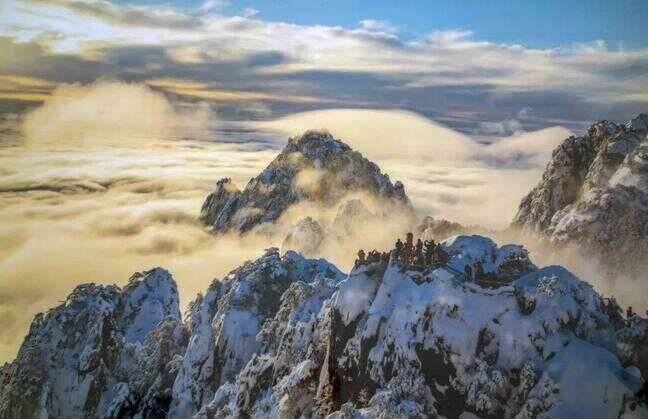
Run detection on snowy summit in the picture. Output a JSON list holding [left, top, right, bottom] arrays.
[[1, 235, 646, 418]]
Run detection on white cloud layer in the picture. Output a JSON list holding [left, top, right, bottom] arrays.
[[0, 82, 640, 365]]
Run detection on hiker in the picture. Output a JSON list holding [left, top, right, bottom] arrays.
[[404, 233, 414, 265], [464, 264, 473, 280], [475, 261, 485, 281], [424, 240, 435, 266], [415, 239, 423, 260], [394, 238, 404, 262], [356, 249, 366, 267]]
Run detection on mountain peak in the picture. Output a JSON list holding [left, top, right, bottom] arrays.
[[513, 112, 648, 277], [200, 130, 410, 234], [286, 129, 351, 157]]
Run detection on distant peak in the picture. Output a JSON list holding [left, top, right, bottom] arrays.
[[627, 113, 648, 131], [286, 130, 351, 158]]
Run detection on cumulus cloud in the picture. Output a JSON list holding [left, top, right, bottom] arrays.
[[358, 20, 398, 35], [240, 8, 259, 18], [22, 80, 212, 145]]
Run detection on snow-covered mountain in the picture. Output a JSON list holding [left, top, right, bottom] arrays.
[[512, 114, 648, 277], [2, 235, 646, 418], [200, 130, 411, 235], [0, 268, 187, 418]]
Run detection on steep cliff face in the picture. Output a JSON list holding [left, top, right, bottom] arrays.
[[168, 248, 345, 417], [0, 268, 187, 419], [513, 114, 648, 276], [2, 240, 646, 419], [200, 130, 411, 235], [177, 237, 645, 419]]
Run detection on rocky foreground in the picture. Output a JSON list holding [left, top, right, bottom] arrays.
[[1, 235, 646, 419]]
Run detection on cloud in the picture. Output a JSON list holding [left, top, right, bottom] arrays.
[[240, 8, 259, 18], [260, 108, 475, 163], [25, 0, 204, 29], [478, 118, 523, 136], [259, 108, 571, 228], [2, 0, 648, 131], [21, 80, 212, 145], [358, 20, 398, 35], [0, 131, 276, 363], [200, 0, 229, 14]]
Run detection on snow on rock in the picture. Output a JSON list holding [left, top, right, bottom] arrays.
[[200, 130, 411, 234], [200, 178, 242, 231], [0, 268, 186, 419], [3, 237, 647, 418], [168, 248, 345, 417], [513, 113, 648, 279]]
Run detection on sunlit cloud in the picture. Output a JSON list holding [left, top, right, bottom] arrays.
[[1, 0, 646, 130]]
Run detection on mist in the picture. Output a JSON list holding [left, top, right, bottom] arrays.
[[1, 83, 641, 365]]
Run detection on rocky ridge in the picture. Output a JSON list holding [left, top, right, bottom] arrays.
[[512, 114, 648, 277], [2, 236, 646, 419], [0, 268, 186, 418], [200, 130, 411, 235]]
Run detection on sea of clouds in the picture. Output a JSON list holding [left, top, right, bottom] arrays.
[[1, 80, 641, 363]]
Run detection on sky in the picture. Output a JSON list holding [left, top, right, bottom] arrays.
[[0, 0, 647, 362], [1, 0, 647, 132], [109, 0, 648, 49]]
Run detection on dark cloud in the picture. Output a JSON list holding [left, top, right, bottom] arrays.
[[0, 37, 109, 85], [245, 51, 288, 67]]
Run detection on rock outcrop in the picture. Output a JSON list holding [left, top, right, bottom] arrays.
[[0, 268, 187, 418], [2, 238, 647, 419], [200, 130, 411, 234], [512, 114, 648, 277], [175, 235, 647, 419], [416, 216, 467, 241], [168, 248, 345, 417], [282, 217, 325, 255]]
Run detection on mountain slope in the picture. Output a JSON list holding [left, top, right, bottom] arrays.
[[2, 237, 646, 418], [169, 248, 345, 417], [180, 235, 647, 419], [512, 114, 648, 277], [0, 268, 186, 418], [200, 130, 410, 234]]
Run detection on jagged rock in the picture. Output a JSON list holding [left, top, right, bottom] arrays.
[[168, 248, 345, 417], [0, 268, 187, 419], [330, 199, 375, 238], [417, 216, 466, 241], [513, 113, 648, 277], [282, 217, 325, 255], [200, 130, 410, 234], [174, 236, 645, 419], [200, 178, 242, 230], [3, 237, 647, 418]]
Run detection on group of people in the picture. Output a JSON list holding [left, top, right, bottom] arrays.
[[354, 232, 450, 271]]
